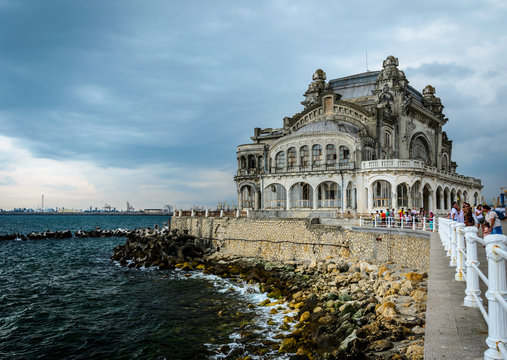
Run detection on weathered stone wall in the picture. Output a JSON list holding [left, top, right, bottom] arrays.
[[170, 217, 430, 271]]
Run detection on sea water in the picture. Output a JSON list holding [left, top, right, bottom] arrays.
[[0, 215, 293, 359]]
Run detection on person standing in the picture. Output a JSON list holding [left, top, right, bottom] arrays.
[[463, 203, 474, 226], [450, 202, 458, 221], [474, 204, 485, 230], [484, 205, 502, 234]]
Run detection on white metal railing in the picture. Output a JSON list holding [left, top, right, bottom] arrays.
[[438, 218, 507, 360], [359, 216, 436, 232]]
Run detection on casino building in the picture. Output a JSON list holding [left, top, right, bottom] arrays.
[[234, 56, 482, 216]]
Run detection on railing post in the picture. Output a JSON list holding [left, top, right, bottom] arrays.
[[450, 222, 458, 267], [178, 210, 182, 217], [191, 209, 195, 217], [236, 209, 240, 218], [374, 216, 377, 228], [220, 210, 224, 217], [401, 217, 404, 229], [463, 226, 482, 307], [484, 234, 507, 360], [412, 217, 416, 230], [359, 216, 362, 227], [205, 209, 209, 217], [423, 216, 426, 231], [455, 223, 465, 281]]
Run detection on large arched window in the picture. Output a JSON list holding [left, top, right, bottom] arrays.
[[264, 183, 287, 209], [290, 182, 313, 208], [240, 185, 254, 209], [300, 146, 309, 167], [373, 180, 392, 207], [275, 151, 285, 170], [412, 136, 430, 164], [317, 181, 340, 208], [287, 147, 297, 169], [412, 181, 422, 208], [397, 183, 408, 208], [339, 146, 350, 163], [312, 144, 322, 166], [326, 144, 336, 165]]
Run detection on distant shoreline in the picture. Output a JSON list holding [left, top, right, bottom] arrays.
[[0, 212, 171, 216]]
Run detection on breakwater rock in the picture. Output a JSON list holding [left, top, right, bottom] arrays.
[[111, 229, 427, 359], [111, 229, 215, 270], [0, 227, 149, 241], [201, 255, 427, 360]]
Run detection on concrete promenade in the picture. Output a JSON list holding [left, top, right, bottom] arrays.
[[424, 221, 506, 360]]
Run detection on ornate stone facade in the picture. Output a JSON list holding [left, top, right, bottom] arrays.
[[235, 56, 482, 215]]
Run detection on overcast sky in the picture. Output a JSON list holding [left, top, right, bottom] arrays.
[[0, 0, 506, 210]]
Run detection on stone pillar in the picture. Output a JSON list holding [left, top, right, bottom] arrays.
[[286, 187, 291, 210], [368, 186, 373, 213]]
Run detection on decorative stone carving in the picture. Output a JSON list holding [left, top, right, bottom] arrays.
[[374, 56, 408, 93], [422, 85, 444, 118], [377, 84, 394, 117], [401, 92, 412, 116], [301, 69, 327, 108]]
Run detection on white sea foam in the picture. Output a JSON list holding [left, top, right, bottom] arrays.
[[179, 270, 297, 359]]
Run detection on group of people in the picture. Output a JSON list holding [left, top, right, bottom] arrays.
[[372, 207, 435, 228], [448, 202, 504, 235]]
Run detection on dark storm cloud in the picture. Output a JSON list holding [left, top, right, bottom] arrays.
[[0, 0, 505, 207]]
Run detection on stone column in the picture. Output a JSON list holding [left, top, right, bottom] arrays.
[[286, 187, 291, 210]]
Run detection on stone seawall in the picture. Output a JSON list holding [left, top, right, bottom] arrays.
[[170, 217, 430, 271]]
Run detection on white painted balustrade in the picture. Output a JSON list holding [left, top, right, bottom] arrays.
[[438, 218, 507, 360], [359, 216, 437, 232]]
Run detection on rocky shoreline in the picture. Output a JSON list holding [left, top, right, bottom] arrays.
[[112, 229, 427, 360]]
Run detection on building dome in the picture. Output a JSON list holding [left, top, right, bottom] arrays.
[[295, 120, 359, 136]]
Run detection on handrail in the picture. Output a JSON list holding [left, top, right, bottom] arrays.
[[438, 217, 507, 360], [358, 216, 436, 232]]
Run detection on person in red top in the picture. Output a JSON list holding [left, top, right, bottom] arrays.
[[380, 210, 386, 225]]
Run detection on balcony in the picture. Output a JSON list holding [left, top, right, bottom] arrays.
[[361, 159, 482, 187], [269, 162, 355, 174], [361, 159, 424, 169]]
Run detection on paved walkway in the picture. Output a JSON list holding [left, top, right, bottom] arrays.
[[424, 230, 489, 360]]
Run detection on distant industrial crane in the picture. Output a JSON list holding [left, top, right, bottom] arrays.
[[103, 203, 112, 211], [126, 201, 135, 212]]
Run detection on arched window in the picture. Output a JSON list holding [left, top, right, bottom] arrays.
[[300, 146, 309, 167], [248, 154, 256, 169], [317, 181, 340, 208], [240, 185, 254, 209], [264, 183, 287, 209], [275, 151, 285, 170], [290, 182, 313, 208], [412, 181, 422, 208], [373, 180, 392, 207], [287, 147, 297, 169], [384, 131, 392, 148], [326, 144, 336, 165], [442, 154, 449, 171], [397, 183, 408, 208], [312, 144, 322, 166], [239, 156, 247, 169], [412, 136, 430, 164], [339, 146, 350, 163]]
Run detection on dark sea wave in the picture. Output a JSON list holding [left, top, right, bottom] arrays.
[[0, 215, 291, 360]]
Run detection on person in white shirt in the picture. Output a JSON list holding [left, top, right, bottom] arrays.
[[484, 205, 502, 234], [450, 202, 458, 221], [474, 204, 485, 229]]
